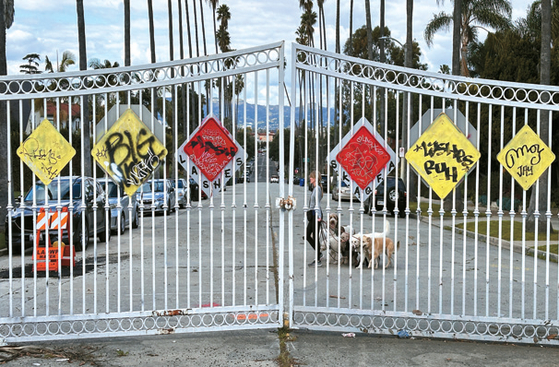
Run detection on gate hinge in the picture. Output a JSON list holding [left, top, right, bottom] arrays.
[[276, 196, 296, 211]]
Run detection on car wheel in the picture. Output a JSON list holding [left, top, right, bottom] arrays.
[[74, 221, 90, 251], [132, 210, 138, 229], [119, 213, 126, 234], [388, 189, 398, 204]]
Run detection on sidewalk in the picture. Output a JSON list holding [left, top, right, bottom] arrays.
[[2, 329, 559, 366]]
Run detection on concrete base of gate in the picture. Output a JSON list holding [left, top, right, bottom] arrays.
[[4, 329, 559, 366]]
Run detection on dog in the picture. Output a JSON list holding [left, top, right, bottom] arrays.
[[350, 220, 398, 269], [319, 213, 354, 264]]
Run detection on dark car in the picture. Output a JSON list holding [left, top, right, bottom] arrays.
[[97, 179, 138, 234], [365, 176, 407, 217], [5, 176, 111, 251], [188, 178, 207, 201]]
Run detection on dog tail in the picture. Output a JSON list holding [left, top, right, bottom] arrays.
[[382, 219, 390, 237]]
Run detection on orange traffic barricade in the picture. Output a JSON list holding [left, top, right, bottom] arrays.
[[32, 207, 75, 272]]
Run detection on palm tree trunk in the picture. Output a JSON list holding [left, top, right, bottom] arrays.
[[527, 0, 552, 233], [76, 0, 92, 177], [124, 0, 130, 66], [0, 0, 10, 238], [184, 0, 193, 58], [364, 0, 373, 60], [192, 0, 200, 57], [335, 0, 340, 53], [349, 0, 354, 55], [199, 0, 207, 56], [168, 0, 174, 62], [147, 0, 156, 63], [452, 0, 461, 75]]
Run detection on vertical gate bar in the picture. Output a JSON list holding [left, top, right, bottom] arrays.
[[336, 77, 343, 309], [186, 83, 192, 310], [243, 76, 248, 307], [209, 85, 215, 310], [302, 70, 308, 307], [485, 104, 493, 318], [69, 97, 75, 315], [533, 110, 541, 320], [498, 105, 505, 319], [347, 81, 355, 309], [325, 73, 331, 309], [31, 99, 38, 317], [393, 92, 400, 311], [8, 100, 14, 318], [404, 91, 411, 313], [449, 101, 457, 316], [231, 74, 237, 307], [289, 44, 298, 326], [381, 88, 389, 312], [150, 89, 156, 311], [197, 80, 203, 308], [278, 42, 285, 322], [545, 111, 552, 320], [415, 94, 423, 312], [64, 100, 70, 314], [427, 98, 433, 315], [359, 83, 365, 310], [116, 98, 123, 314], [313, 70, 319, 307], [254, 71, 259, 307], [462, 101, 470, 317], [162, 90, 169, 311], [174, 84, 180, 310], [220, 75, 226, 307], [509, 106, 517, 318], [139, 90, 145, 313], [473, 103, 481, 317], [92, 97, 97, 315], [125, 93, 132, 312], [521, 107, 528, 320], [265, 69, 274, 305]]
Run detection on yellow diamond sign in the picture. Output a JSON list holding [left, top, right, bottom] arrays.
[[406, 112, 480, 199], [497, 125, 555, 190], [92, 108, 168, 197], [17, 119, 76, 185]]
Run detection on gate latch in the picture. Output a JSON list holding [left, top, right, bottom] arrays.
[[276, 196, 296, 211]]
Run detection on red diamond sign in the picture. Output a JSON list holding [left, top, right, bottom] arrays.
[[328, 117, 397, 202], [336, 126, 391, 190], [182, 116, 238, 182], [177, 115, 245, 197]]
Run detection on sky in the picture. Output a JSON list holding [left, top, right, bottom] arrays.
[[8, 0, 534, 77]]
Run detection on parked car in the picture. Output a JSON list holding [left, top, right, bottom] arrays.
[[171, 178, 188, 208], [186, 178, 207, 201], [270, 174, 279, 183], [137, 179, 176, 214], [97, 179, 138, 234], [5, 176, 111, 250], [365, 176, 407, 217], [331, 180, 360, 202]]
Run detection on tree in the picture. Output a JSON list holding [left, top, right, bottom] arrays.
[[168, 0, 174, 62], [216, 4, 231, 52], [317, 0, 327, 50], [0, 0, 14, 241], [147, 0, 156, 63], [424, 0, 512, 76], [20, 53, 41, 74], [527, 0, 552, 232], [45, 51, 76, 73], [335, 0, 340, 53], [76, 0, 92, 176], [124, 0, 130, 66], [206, 0, 219, 54]]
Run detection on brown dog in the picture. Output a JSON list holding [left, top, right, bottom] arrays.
[[353, 234, 399, 269]]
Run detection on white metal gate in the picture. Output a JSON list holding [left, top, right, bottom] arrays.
[[288, 43, 559, 345], [0, 42, 286, 343], [2, 40, 559, 346]]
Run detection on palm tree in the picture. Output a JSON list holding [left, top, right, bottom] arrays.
[[168, 0, 174, 62], [206, 0, 219, 54], [527, 0, 552, 232], [199, 0, 208, 56], [335, 0, 340, 53], [452, 0, 461, 75], [0, 0, 14, 242], [45, 51, 76, 73], [424, 0, 512, 76], [192, 0, 201, 57], [124, 0, 130, 66], [147, 0, 156, 63], [349, 0, 354, 55], [364, 0, 373, 60], [317, 0, 327, 50], [76, 0, 92, 176], [184, 0, 194, 58], [216, 4, 231, 51]]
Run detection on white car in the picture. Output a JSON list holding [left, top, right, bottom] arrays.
[[97, 179, 138, 235], [270, 174, 279, 183]]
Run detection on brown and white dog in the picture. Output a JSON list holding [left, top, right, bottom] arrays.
[[350, 220, 399, 269], [319, 213, 354, 264]]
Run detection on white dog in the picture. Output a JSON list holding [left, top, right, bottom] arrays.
[[349, 220, 390, 268], [319, 213, 355, 264]]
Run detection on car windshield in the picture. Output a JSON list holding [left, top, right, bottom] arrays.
[[140, 181, 165, 193], [104, 182, 120, 198], [177, 180, 185, 189], [25, 179, 81, 201]]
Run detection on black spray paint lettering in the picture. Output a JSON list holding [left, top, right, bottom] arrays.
[[187, 135, 237, 158], [104, 129, 166, 188], [504, 144, 544, 169], [424, 161, 458, 182], [414, 141, 474, 168]]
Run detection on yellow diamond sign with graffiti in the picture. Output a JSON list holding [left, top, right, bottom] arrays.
[[497, 124, 555, 191], [92, 108, 168, 197], [17, 119, 76, 185], [406, 112, 480, 200]]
